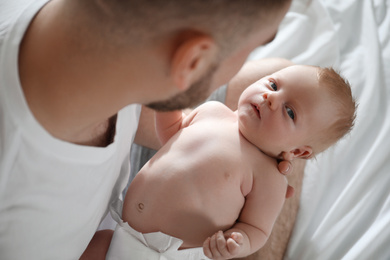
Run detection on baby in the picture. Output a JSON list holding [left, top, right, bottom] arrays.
[[82, 62, 356, 260]]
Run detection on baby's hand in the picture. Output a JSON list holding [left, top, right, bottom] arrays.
[[202, 230, 244, 260]]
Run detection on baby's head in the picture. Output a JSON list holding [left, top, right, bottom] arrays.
[[237, 64, 356, 160]]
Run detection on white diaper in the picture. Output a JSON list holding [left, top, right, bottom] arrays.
[[106, 199, 210, 260]]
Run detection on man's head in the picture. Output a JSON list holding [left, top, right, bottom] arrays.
[[71, 0, 292, 110], [237, 65, 357, 160]]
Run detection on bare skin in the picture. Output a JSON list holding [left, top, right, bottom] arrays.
[[12, 0, 297, 258], [80, 103, 290, 260], [80, 59, 298, 260], [223, 58, 305, 260], [124, 64, 334, 259], [82, 54, 357, 260], [240, 159, 305, 260], [19, 0, 290, 149], [79, 152, 304, 260], [124, 102, 288, 257]]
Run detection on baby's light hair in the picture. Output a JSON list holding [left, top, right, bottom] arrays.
[[310, 67, 357, 155]]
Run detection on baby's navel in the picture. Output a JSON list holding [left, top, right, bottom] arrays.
[[137, 202, 145, 212]]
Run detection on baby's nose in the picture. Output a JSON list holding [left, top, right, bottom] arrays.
[[263, 92, 277, 110]]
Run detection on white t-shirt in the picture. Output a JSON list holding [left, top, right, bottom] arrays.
[[0, 0, 141, 259]]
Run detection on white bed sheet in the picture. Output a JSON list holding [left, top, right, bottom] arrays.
[[249, 0, 390, 259]]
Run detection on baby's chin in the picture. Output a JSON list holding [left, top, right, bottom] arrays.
[[251, 142, 282, 160], [264, 150, 283, 160], [258, 146, 283, 160]]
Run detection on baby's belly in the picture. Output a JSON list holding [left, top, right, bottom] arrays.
[[123, 161, 246, 248]]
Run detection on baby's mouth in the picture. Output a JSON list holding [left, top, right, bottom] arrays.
[[251, 104, 261, 119]]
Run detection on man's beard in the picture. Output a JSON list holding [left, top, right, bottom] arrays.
[[146, 64, 218, 111]]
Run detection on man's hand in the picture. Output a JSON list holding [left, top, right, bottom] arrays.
[[277, 160, 295, 198], [277, 160, 292, 175], [285, 185, 295, 198], [203, 231, 244, 260]]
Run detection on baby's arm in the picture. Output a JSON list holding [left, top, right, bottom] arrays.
[[203, 223, 265, 260], [203, 168, 287, 259], [203, 220, 272, 260]]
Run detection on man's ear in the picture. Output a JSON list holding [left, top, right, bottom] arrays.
[[282, 146, 313, 161], [170, 32, 217, 91]]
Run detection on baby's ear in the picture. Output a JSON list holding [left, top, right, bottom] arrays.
[[292, 146, 313, 159], [283, 146, 313, 160]]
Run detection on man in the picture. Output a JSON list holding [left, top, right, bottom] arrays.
[[0, 0, 292, 258]]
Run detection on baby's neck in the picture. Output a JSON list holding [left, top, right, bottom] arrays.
[[258, 147, 283, 161], [238, 130, 281, 161]]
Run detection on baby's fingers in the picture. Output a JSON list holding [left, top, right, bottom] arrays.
[[231, 232, 244, 244], [226, 232, 244, 256], [203, 231, 231, 259], [203, 237, 212, 258], [216, 231, 231, 257], [203, 234, 223, 259]]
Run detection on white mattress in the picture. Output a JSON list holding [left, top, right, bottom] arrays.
[[249, 0, 390, 259]]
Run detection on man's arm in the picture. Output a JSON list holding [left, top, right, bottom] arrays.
[[154, 110, 187, 145], [134, 107, 184, 147], [133, 106, 161, 150], [80, 230, 114, 260], [134, 106, 196, 149]]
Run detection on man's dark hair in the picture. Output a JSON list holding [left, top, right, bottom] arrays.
[[71, 0, 291, 51]]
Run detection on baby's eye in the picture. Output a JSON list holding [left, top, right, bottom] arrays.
[[286, 107, 295, 120], [270, 82, 278, 91]]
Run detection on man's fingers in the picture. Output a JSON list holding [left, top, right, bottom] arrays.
[[278, 160, 293, 175], [285, 185, 295, 198]]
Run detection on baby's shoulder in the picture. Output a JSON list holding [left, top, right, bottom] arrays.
[[195, 101, 233, 118], [197, 100, 229, 111]]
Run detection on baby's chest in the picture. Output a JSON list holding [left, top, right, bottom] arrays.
[[183, 144, 255, 194]]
